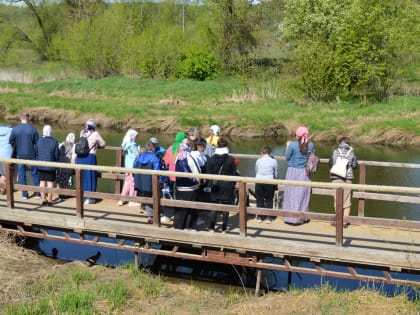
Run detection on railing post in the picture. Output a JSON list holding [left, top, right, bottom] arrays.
[[237, 181, 247, 237], [115, 148, 124, 195], [335, 188, 344, 247], [5, 163, 14, 209], [75, 169, 84, 218], [152, 174, 161, 227], [358, 163, 366, 217]]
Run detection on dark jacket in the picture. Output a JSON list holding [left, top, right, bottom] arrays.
[[36, 136, 59, 171], [206, 153, 237, 202], [175, 153, 201, 191], [9, 123, 39, 159], [133, 152, 160, 192]]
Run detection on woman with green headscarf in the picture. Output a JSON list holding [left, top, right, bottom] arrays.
[[164, 131, 186, 184]]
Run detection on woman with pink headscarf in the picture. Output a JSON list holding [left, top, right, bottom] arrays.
[[282, 126, 315, 225]]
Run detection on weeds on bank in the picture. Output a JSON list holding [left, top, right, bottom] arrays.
[[7, 263, 168, 314], [124, 263, 166, 298]]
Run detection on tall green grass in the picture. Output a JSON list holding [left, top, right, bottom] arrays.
[[0, 75, 418, 138]]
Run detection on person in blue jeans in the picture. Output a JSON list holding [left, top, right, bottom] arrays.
[[9, 112, 40, 199]]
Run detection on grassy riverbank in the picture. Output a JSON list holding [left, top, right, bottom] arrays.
[[0, 235, 418, 315], [0, 76, 419, 146]]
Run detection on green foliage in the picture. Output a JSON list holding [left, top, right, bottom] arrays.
[[180, 46, 219, 80], [282, 0, 420, 101], [68, 268, 95, 288], [97, 281, 129, 309], [128, 265, 166, 297], [223, 287, 241, 306], [204, 0, 258, 71], [4, 298, 50, 315], [56, 289, 95, 313], [56, 7, 124, 78]]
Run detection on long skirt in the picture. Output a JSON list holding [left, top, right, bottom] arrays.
[[282, 167, 311, 224], [76, 154, 97, 193]]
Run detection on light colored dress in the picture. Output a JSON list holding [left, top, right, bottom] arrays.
[[282, 140, 314, 224], [0, 126, 12, 176]]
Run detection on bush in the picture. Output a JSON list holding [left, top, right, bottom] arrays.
[[180, 47, 219, 81]]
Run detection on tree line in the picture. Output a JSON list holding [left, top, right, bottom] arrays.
[[0, 0, 419, 101]]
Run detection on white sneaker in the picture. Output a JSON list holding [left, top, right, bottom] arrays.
[[117, 200, 124, 206], [265, 217, 272, 224], [22, 196, 28, 200], [256, 216, 262, 223], [128, 202, 140, 207], [161, 215, 172, 223]]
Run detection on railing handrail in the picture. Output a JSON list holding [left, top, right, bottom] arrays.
[[2, 157, 420, 195], [1, 157, 419, 247], [104, 146, 420, 169]]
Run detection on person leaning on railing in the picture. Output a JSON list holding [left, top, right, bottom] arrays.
[[282, 126, 314, 226], [329, 136, 358, 228], [76, 119, 106, 205]]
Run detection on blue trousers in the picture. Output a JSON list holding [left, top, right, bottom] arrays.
[[17, 163, 40, 198]]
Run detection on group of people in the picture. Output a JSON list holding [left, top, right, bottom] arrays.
[[118, 124, 238, 232], [0, 112, 106, 206], [120, 124, 358, 231], [0, 113, 358, 231]]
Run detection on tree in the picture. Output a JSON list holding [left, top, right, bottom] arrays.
[[205, 0, 258, 70], [281, 0, 420, 101]]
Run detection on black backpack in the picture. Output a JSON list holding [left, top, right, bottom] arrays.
[[75, 135, 91, 157]]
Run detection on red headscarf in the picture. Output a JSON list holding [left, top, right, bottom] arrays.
[[295, 126, 309, 144]]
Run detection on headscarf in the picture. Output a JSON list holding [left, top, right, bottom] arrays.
[[121, 129, 138, 148], [172, 131, 186, 155], [295, 126, 309, 144], [43, 125, 52, 137], [210, 125, 220, 135], [85, 119, 96, 133], [65, 132, 75, 144], [177, 139, 192, 161]]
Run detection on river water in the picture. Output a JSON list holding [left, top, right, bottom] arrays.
[[5, 123, 420, 297], [91, 128, 420, 221]]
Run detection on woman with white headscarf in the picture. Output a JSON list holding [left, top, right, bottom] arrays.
[[118, 129, 139, 206], [35, 125, 59, 206]]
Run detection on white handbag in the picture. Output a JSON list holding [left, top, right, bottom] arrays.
[[330, 148, 352, 178]]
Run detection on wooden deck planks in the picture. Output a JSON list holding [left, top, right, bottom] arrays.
[[0, 192, 418, 272]]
